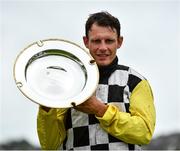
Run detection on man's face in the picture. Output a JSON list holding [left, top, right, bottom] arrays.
[[83, 23, 123, 66]]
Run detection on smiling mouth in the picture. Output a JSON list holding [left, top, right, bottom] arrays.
[[97, 54, 109, 57], [96, 54, 110, 61]]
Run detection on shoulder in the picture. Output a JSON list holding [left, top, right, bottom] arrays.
[[116, 64, 145, 80], [115, 64, 146, 92]]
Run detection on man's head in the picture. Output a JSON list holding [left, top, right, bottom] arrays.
[[83, 11, 123, 66]]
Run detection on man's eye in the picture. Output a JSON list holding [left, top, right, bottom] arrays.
[[92, 40, 101, 44], [106, 39, 114, 44]]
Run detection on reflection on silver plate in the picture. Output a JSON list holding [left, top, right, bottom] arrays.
[[13, 39, 99, 108]]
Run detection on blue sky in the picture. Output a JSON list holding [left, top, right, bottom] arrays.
[[0, 0, 180, 146]]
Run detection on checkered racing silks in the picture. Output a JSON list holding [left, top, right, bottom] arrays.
[[62, 58, 144, 150]]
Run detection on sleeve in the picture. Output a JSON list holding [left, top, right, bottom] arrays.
[[96, 80, 156, 145], [37, 106, 68, 149]]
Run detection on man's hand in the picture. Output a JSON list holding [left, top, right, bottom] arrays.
[[40, 106, 51, 112], [74, 96, 108, 117]]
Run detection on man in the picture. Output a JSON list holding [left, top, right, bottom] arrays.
[[37, 11, 156, 150]]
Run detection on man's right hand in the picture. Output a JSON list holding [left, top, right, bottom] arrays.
[[41, 106, 51, 112]]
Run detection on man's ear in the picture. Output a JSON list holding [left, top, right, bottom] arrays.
[[83, 36, 89, 48], [117, 36, 123, 48]]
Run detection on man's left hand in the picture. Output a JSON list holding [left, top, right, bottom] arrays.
[[74, 96, 108, 117]]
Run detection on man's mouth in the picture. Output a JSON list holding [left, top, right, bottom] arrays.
[[96, 54, 109, 61], [96, 54, 109, 57]]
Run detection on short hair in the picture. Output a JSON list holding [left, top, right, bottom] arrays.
[[85, 11, 121, 38]]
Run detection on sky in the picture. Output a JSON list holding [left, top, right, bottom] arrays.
[[0, 0, 180, 147]]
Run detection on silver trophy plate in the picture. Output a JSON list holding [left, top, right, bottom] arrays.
[[13, 39, 99, 108]]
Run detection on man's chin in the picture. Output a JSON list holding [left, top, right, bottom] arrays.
[[96, 61, 110, 67]]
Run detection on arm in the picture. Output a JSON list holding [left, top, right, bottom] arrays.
[[96, 80, 156, 145], [37, 106, 67, 149]]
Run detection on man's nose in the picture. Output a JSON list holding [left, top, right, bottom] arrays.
[[99, 41, 108, 51]]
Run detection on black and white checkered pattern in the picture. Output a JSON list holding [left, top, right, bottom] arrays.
[[62, 64, 144, 150]]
